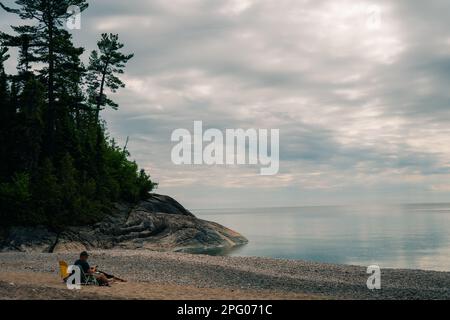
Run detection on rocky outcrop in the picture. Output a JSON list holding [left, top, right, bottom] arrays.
[[0, 194, 248, 253], [0, 226, 58, 253]]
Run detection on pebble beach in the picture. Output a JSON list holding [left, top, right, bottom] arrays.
[[0, 250, 449, 300]]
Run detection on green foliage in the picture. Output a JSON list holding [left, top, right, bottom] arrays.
[[86, 33, 134, 126], [102, 142, 158, 203], [0, 1, 157, 229], [0, 173, 31, 224], [0, 46, 9, 69]]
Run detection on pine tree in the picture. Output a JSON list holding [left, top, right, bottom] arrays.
[[0, 46, 9, 69], [0, 0, 89, 154], [0, 25, 37, 75], [0, 47, 11, 180], [0, 47, 9, 105], [87, 33, 134, 126], [0, 172, 31, 225], [32, 158, 61, 226], [0, 1, 157, 229], [16, 77, 45, 172]]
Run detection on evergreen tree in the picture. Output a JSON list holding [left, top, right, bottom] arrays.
[[0, 46, 11, 180], [0, 46, 9, 69], [0, 25, 37, 76], [87, 33, 134, 126], [0, 1, 157, 229], [1, 0, 89, 154], [15, 77, 45, 172]]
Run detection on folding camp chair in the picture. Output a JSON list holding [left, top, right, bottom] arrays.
[[58, 260, 99, 286], [58, 260, 70, 282]]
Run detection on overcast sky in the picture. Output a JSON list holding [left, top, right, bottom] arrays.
[[2, 0, 450, 209]]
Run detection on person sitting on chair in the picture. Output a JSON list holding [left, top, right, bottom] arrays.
[[74, 251, 110, 286]]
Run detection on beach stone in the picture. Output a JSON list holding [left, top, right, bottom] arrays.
[[0, 194, 248, 253]]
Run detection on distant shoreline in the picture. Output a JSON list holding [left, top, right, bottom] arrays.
[[0, 250, 449, 300]]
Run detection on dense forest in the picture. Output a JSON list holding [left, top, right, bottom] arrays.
[[0, 0, 157, 229]]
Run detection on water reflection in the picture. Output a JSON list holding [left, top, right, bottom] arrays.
[[195, 204, 450, 271]]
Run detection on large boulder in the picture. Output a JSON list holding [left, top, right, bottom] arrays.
[[137, 194, 195, 217], [0, 226, 57, 253], [0, 194, 248, 253], [114, 208, 247, 252]]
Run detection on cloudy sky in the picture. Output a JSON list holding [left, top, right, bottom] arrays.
[[2, 0, 450, 209]]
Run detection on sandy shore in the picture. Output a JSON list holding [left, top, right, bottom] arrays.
[[0, 250, 449, 300]]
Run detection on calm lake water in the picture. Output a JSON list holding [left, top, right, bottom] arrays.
[[195, 204, 450, 271]]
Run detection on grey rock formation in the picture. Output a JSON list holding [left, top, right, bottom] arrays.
[[0, 226, 58, 253], [0, 194, 248, 253]]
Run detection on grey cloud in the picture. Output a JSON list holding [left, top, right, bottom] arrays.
[[3, 0, 450, 207]]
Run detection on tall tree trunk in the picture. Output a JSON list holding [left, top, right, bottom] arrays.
[[46, 10, 56, 156], [94, 57, 110, 152], [94, 57, 110, 125]]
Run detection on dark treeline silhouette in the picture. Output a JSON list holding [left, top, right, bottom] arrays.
[[0, 0, 157, 229]]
